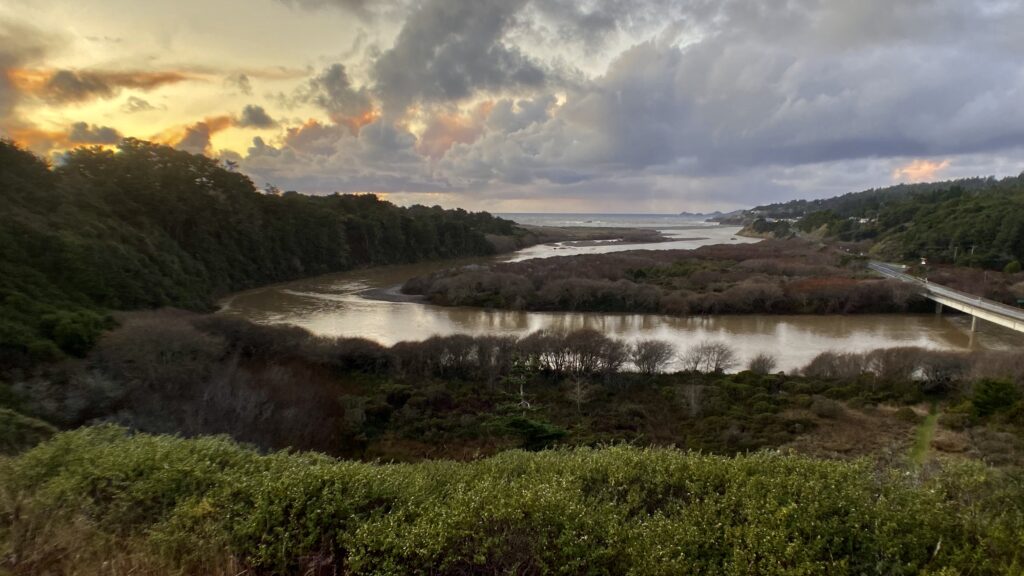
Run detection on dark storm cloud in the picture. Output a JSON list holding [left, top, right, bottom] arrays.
[[67, 122, 122, 144], [372, 0, 546, 117], [304, 64, 373, 123], [236, 104, 278, 128], [27, 69, 192, 104]]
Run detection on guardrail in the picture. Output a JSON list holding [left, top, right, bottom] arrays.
[[868, 261, 1024, 323]]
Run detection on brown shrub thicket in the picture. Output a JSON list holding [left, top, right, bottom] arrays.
[[801, 347, 1021, 392], [403, 240, 927, 315]]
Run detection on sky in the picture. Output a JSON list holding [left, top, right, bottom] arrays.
[[2, 0, 1023, 213]]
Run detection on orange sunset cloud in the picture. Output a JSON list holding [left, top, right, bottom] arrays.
[[892, 159, 950, 182]]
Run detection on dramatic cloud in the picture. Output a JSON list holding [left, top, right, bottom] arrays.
[[236, 104, 278, 128], [417, 101, 493, 160], [302, 64, 375, 131], [7, 0, 1024, 209], [67, 122, 122, 144], [372, 0, 546, 117], [11, 68, 193, 104], [156, 116, 234, 155]]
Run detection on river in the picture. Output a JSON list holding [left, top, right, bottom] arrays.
[[219, 221, 1024, 372]]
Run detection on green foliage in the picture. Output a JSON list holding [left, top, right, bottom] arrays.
[[3, 427, 1022, 574], [0, 408, 56, 454], [972, 379, 1022, 417], [757, 173, 1024, 268], [0, 139, 517, 367], [796, 209, 842, 233], [483, 415, 568, 450]]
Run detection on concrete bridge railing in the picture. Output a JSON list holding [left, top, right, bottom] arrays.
[[868, 261, 1024, 334]]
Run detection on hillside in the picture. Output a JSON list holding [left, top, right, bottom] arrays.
[[727, 175, 1024, 271], [745, 176, 1005, 220], [0, 140, 521, 368]]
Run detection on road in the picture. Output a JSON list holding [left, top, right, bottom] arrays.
[[869, 261, 1024, 333]]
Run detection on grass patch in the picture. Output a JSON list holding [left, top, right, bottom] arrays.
[[910, 409, 939, 469]]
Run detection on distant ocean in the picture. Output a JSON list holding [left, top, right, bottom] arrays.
[[497, 213, 716, 229]]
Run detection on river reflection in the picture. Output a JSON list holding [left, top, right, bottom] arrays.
[[220, 225, 1024, 372]]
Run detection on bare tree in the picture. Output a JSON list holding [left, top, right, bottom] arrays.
[[706, 342, 738, 374], [747, 353, 778, 375], [630, 339, 675, 375], [680, 341, 738, 374]]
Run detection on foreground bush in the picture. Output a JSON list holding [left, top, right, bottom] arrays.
[[2, 427, 1022, 575]]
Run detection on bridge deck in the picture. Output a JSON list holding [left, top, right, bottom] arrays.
[[869, 261, 1024, 333]]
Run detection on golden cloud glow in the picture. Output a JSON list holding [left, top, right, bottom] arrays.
[[416, 101, 494, 160], [338, 108, 380, 136], [892, 158, 950, 182], [150, 115, 234, 154]]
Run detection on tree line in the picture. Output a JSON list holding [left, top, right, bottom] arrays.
[[0, 139, 523, 368]]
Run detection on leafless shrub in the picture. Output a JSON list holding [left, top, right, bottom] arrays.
[[630, 339, 675, 375], [747, 353, 778, 375], [95, 311, 226, 394], [802, 351, 868, 379], [865, 347, 921, 382], [918, 350, 971, 393], [680, 341, 737, 374], [969, 350, 1024, 384]]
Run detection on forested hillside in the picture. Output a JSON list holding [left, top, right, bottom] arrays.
[[739, 175, 1024, 271], [0, 140, 519, 368], [749, 176, 1006, 220]]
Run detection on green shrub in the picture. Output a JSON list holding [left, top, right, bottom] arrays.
[[0, 408, 56, 454], [972, 379, 1022, 417], [2, 427, 1022, 575], [1003, 260, 1022, 274]]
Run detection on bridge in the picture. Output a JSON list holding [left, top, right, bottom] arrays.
[[869, 261, 1024, 334]]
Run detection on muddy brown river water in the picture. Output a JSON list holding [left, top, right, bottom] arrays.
[[220, 225, 1024, 372]]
